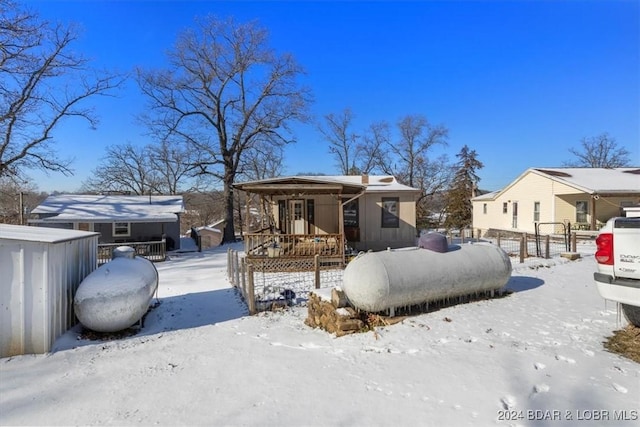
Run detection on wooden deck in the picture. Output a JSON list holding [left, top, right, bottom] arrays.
[[245, 233, 343, 257], [244, 232, 345, 272], [98, 239, 167, 265]]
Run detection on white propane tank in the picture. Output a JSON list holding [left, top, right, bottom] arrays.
[[74, 246, 159, 332], [342, 243, 512, 312]]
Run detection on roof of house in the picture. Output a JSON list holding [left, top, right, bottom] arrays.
[[234, 175, 421, 196], [0, 224, 99, 243], [472, 167, 640, 201], [29, 194, 185, 223]]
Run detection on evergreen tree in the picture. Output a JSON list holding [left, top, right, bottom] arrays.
[[444, 145, 483, 231]]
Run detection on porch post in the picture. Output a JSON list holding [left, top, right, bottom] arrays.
[[338, 191, 344, 263], [338, 192, 344, 237], [245, 192, 251, 234], [590, 195, 597, 230]]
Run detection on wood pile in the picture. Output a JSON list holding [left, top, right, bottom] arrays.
[[305, 288, 365, 337]]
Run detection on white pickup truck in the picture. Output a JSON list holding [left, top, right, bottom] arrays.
[[593, 213, 640, 327]]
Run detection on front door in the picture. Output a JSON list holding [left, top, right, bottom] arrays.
[[289, 199, 306, 234], [512, 201, 518, 229]]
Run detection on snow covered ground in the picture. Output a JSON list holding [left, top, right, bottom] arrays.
[[1, 241, 638, 426]]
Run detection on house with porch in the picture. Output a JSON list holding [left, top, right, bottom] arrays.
[[472, 167, 640, 235], [233, 175, 421, 268], [29, 194, 185, 256]]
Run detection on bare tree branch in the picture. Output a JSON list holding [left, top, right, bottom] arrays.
[[0, 0, 123, 178], [136, 15, 311, 243], [564, 133, 632, 168], [317, 108, 359, 174], [358, 121, 390, 175]]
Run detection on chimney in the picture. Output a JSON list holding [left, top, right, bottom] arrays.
[[362, 174, 369, 185]]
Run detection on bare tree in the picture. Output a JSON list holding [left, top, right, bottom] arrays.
[[136, 16, 311, 243], [565, 133, 632, 168], [0, 174, 45, 224], [240, 138, 284, 181], [0, 0, 122, 179], [318, 108, 359, 174], [413, 154, 454, 230], [368, 114, 451, 230], [181, 190, 226, 232], [238, 139, 284, 231], [382, 114, 449, 188], [81, 143, 159, 194], [149, 139, 204, 194], [81, 140, 202, 195], [357, 121, 390, 174]]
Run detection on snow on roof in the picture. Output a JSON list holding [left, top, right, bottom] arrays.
[[190, 226, 222, 234], [317, 175, 420, 192], [208, 219, 225, 228], [531, 167, 640, 193], [30, 194, 185, 223], [0, 224, 99, 243], [237, 175, 420, 193], [473, 167, 640, 201], [472, 190, 500, 201]]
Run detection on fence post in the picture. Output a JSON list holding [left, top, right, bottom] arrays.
[[234, 251, 240, 287], [496, 232, 501, 248], [247, 264, 256, 315], [519, 235, 525, 264], [241, 257, 246, 293], [571, 232, 577, 252], [523, 233, 529, 257], [545, 235, 550, 259], [227, 248, 231, 281], [314, 254, 321, 289]]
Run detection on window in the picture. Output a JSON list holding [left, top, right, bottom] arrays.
[[381, 197, 399, 228], [576, 201, 588, 223], [113, 222, 130, 237], [278, 200, 286, 231], [306, 199, 315, 226], [503, 202, 508, 214], [483, 203, 487, 214], [533, 202, 540, 222], [343, 199, 359, 227], [293, 202, 303, 220]]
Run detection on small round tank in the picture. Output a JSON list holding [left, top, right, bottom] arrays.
[[74, 248, 159, 332]]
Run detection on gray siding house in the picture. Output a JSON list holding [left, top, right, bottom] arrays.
[[29, 194, 185, 250]]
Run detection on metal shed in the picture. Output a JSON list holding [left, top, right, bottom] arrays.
[[0, 224, 99, 357]]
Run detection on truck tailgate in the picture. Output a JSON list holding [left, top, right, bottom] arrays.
[[614, 218, 640, 280]]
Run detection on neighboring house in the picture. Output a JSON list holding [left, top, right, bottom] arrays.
[[472, 168, 640, 235], [29, 194, 185, 250], [234, 175, 421, 253]]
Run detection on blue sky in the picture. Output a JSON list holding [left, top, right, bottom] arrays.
[[25, 0, 640, 193]]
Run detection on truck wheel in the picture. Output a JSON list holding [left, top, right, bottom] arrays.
[[621, 304, 640, 327]]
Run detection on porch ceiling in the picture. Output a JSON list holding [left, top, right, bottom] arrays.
[[234, 180, 365, 196]]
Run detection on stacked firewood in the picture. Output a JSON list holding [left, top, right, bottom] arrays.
[[305, 288, 365, 337]]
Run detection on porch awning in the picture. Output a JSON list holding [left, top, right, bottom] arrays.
[[234, 176, 366, 196]]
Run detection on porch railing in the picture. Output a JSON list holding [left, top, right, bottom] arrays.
[[98, 239, 167, 265], [245, 233, 344, 259]]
